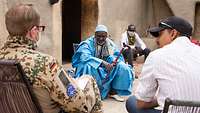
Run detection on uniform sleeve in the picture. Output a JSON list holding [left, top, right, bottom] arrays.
[[39, 57, 93, 113], [135, 53, 158, 102]]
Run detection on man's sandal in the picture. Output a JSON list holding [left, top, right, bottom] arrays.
[[109, 94, 125, 102]]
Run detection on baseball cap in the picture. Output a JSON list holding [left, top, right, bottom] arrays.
[[148, 16, 193, 37], [128, 24, 136, 31]]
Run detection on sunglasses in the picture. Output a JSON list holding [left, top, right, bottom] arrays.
[[36, 25, 45, 32]]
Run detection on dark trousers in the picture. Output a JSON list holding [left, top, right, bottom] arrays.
[[126, 96, 161, 113], [122, 47, 151, 67]]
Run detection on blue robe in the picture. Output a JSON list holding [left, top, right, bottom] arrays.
[[72, 36, 134, 99]]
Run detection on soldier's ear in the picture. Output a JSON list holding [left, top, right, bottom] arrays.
[[30, 26, 37, 36], [30, 26, 38, 38], [26, 29, 31, 38], [26, 26, 37, 39]]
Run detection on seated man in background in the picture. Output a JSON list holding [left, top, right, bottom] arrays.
[[121, 24, 151, 67], [72, 25, 134, 101], [0, 4, 103, 113], [126, 16, 200, 113]]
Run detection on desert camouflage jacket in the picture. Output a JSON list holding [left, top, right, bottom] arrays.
[[0, 36, 103, 113]]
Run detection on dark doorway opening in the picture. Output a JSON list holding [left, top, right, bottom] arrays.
[[62, 0, 81, 62]]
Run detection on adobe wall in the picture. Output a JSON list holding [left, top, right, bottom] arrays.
[[0, 0, 62, 63], [0, 0, 200, 63], [98, 0, 200, 49]]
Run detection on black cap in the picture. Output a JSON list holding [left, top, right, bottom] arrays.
[[128, 24, 136, 31], [148, 16, 193, 37]]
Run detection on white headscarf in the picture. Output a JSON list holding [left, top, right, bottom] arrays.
[[95, 24, 108, 33]]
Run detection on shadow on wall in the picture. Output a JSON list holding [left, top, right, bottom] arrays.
[[142, 0, 173, 37], [194, 3, 200, 39], [81, 0, 98, 40]]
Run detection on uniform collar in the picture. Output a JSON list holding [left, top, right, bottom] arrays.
[[2, 35, 37, 50]]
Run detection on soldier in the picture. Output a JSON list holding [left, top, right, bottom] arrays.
[[0, 4, 103, 113]]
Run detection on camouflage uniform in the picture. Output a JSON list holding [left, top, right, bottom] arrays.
[[0, 36, 103, 113]]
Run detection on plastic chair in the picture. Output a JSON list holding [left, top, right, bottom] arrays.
[[73, 43, 79, 53], [64, 43, 79, 77], [0, 60, 43, 113], [163, 98, 200, 113]]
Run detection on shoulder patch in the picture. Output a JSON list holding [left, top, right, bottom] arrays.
[[66, 84, 76, 97]]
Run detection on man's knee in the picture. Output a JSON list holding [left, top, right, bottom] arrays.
[[126, 96, 138, 113], [143, 48, 151, 55], [123, 48, 132, 55]]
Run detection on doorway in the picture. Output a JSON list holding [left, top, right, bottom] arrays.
[[62, 0, 98, 62], [62, 0, 81, 62]]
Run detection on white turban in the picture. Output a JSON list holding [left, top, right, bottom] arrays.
[[95, 24, 108, 32]]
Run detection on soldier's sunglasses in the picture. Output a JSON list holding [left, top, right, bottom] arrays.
[[36, 25, 45, 32]]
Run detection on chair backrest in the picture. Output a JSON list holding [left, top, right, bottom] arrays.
[[163, 98, 200, 113], [73, 43, 79, 53], [0, 60, 43, 113]]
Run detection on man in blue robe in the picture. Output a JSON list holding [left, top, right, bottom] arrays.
[[72, 25, 134, 101]]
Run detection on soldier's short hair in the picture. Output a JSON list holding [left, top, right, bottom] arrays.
[[5, 4, 40, 36]]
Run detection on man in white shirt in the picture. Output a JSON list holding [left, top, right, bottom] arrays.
[[126, 16, 200, 113], [121, 25, 151, 67]]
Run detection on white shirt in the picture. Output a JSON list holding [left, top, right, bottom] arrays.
[[120, 31, 146, 50], [135, 36, 200, 110]]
